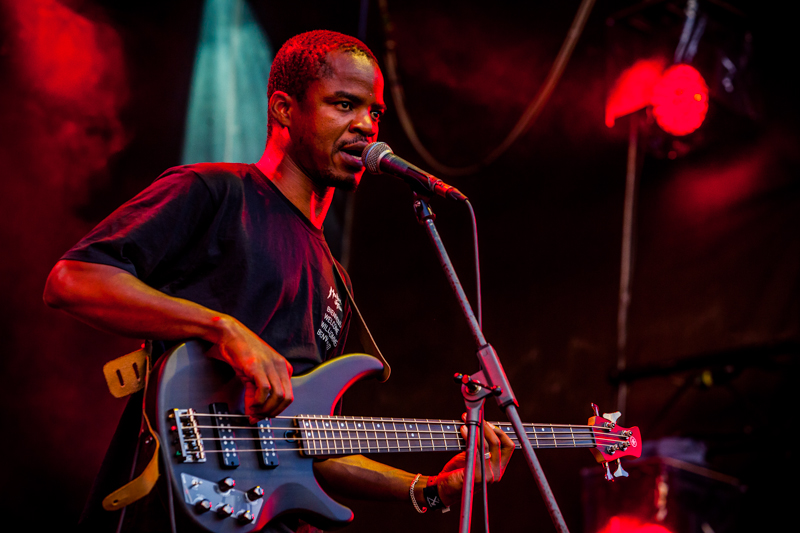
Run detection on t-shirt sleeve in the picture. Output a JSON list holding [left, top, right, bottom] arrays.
[[61, 167, 217, 282]]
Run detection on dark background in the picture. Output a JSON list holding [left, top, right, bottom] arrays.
[[1, 0, 797, 531]]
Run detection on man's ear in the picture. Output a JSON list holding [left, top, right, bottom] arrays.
[[269, 91, 294, 129]]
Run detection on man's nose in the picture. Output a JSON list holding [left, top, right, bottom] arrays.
[[351, 112, 378, 137]]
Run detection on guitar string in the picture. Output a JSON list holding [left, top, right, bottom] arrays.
[[176, 425, 629, 444], [195, 433, 615, 442], [173, 426, 625, 449], [191, 428, 622, 442], [188, 444, 601, 454], [183, 421, 629, 442], [182, 412, 623, 432], [189, 411, 611, 426], [190, 443, 607, 454]]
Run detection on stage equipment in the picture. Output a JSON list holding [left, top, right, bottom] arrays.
[[363, 146, 641, 533], [362, 142, 467, 201], [582, 455, 743, 533], [605, 0, 757, 414], [606, 0, 756, 153]]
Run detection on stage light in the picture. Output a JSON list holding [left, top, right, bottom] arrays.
[[597, 516, 674, 533], [605, 58, 667, 128], [650, 65, 709, 136], [606, 62, 709, 137]]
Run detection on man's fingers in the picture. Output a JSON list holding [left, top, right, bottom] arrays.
[[257, 359, 293, 416]]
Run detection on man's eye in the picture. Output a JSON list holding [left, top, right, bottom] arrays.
[[371, 111, 382, 121], [337, 102, 353, 110]]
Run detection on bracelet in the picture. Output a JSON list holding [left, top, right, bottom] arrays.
[[410, 473, 427, 513], [422, 475, 450, 513]]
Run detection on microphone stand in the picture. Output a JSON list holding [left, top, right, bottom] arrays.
[[412, 194, 570, 533]]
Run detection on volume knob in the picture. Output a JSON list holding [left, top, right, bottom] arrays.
[[217, 503, 234, 517], [194, 499, 212, 513], [247, 486, 264, 501], [238, 510, 255, 523], [218, 477, 236, 492]]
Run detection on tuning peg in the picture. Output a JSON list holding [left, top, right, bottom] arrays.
[[613, 459, 628, 478], [602, 411, 621, 426], [602, 462, 614, 481], [591, 403, 600, 417]]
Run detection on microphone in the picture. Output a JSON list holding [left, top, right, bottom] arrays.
[[361, 142, 468, 201]]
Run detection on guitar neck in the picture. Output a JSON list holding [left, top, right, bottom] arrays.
[[297, 415, 597, 457]]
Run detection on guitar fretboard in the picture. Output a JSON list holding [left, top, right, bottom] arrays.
[[296, 415, 598, 456]]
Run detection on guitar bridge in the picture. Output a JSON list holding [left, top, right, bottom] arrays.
[[169, 408, 206, 463]]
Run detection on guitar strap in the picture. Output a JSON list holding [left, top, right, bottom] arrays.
[[327, 248, 391, 382], [102, 344, 162, 512]]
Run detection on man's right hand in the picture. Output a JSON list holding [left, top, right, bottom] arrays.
[[211, 315, 294, 421], [44, 261, 294, 421]]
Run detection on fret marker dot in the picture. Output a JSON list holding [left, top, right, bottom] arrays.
[[358, 423, 362, 428]]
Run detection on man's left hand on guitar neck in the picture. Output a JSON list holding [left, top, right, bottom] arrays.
[[312, 418, 514, 510], [429, 417, 515, 507]]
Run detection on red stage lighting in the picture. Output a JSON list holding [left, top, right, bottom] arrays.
[[605, 58, 668, 128], [650, 65, 709, 136], [597, 516, 674, 533]]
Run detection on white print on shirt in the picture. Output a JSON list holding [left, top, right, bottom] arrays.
[[327, 286, 342, 312], [317, 286, 343, 352]]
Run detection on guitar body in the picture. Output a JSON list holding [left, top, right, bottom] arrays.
[[150, 340, 385, 532]]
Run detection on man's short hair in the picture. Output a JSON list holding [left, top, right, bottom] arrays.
[[267, 30, 378, 133]]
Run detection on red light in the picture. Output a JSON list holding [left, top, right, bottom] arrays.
[[605, 58, 668, 128], [597, 516, 674, 533], [650, 65, 709, 136]]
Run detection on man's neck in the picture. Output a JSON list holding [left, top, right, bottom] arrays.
[[255, 139, 334, 230]]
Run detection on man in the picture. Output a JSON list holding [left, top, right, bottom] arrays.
[[44, 30, 513, 532]]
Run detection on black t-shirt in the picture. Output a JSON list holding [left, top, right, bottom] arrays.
[[67, 163, 352, 532], [63, 162, 352, 373]]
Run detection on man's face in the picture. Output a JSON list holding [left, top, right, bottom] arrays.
[[290, 51, 385, 191]]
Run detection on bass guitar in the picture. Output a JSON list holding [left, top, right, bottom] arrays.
[[148, 341, 641, 532]]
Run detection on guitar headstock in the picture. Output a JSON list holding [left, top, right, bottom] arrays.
[[587, 404, 642, 481]]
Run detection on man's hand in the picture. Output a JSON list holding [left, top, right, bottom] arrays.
[[43, 261, 294, 421], [433, 417, 515, 507], [211, 315, 293, 421]]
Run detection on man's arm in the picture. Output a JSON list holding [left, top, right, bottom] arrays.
[[43, 259, 293, 417], [313, 419, 515, 508]]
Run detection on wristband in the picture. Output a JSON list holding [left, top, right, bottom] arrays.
[[422, 475, 450, 513], [410, 473, 427, 513]]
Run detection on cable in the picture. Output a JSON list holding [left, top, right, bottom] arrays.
[[378, 0, 597, 177], [466, 200, 482, 329]]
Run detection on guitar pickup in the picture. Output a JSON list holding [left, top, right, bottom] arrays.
[[256, 419, 279, 468], [210, 403, 239, 468]]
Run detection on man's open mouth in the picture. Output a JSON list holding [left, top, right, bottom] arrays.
[[339, 143, 367, 167]]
